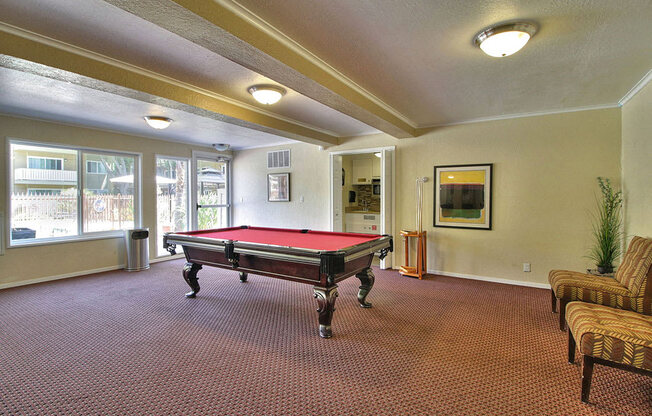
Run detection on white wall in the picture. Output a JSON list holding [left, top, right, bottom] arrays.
[[233, 143, 330, 230]]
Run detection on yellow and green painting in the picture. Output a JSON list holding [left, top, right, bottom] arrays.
[[438, 169, 486, 224]]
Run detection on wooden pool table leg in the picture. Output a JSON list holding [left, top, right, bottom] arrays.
[[313, 285, 339, 338], [356, 268, 375, 308], [182, 262, 202, 298], [239, 272, 248, 282]]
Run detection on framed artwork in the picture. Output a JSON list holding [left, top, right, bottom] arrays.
[[434, 164, 492, 230], [268, 173, 290, 202]]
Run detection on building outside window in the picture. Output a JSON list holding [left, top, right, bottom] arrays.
[[28, 156, 64, 170], [86, 160, 107, 174]]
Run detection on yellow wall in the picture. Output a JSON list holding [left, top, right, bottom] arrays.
[[0, 114, 228, 287], [1, 107, 626, 288], [234, 108, 622, 286], [621, 81, 652, 240]]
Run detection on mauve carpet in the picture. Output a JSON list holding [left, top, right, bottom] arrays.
[[0, 260, 650, 415]]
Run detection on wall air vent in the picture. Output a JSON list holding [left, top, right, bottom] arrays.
[[267, 149, 290, 169]]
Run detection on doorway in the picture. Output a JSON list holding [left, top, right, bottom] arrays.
[[191, 151, 232, 230], [329, 147, 395, 269]]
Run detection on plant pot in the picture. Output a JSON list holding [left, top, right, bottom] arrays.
[[597, 265, 614, 274]]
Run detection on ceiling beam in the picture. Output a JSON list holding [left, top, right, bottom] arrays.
[[102, 0, 417, 138], [0, 25, 339, 147]]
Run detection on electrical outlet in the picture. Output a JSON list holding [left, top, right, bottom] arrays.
[[523, 263, 531, 272], [300, 196, 304, 203]]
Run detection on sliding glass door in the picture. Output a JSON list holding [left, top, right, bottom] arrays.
[[195, 156, 230, 230], [155, 157, 189, 256]]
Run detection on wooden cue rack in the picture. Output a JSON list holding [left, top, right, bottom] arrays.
[[399, 230, 427, 279]]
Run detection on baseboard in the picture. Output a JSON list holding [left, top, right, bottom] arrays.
[[0, 254, 186, 290], [150, 254, 185, 263], [2, 257, 549, 291], [427, 269, 551, 289], [0, 264, 125, 290]]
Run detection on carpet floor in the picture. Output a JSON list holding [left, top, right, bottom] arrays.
[[0, 260, 650, 415]]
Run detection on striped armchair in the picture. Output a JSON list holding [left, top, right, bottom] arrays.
[[549, 236, 652, 330]]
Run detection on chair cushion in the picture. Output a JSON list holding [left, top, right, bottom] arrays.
[[615, 236, 652, 295], [548, 269, 643, 312], [550, 269, 629, 297], [566, 302, 652, 371]]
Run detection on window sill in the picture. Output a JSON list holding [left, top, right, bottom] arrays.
[[8, 232, 124, 249]]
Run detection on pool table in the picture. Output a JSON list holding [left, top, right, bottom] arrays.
[[163, 226, 393, 338]]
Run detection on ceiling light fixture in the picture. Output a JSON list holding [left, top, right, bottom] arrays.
[[144, 116, 172, 129], [248, 85, 286, 105], [212, 143, 230, 151], [374, 152, 381, 158], [474, 22, 536, 58]]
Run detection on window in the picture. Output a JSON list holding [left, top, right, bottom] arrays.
[[86, 160, 107, 174], [28, 156, 63, 170], [196, 158, 229, 229], [83, 153, 136, 233], [9, 141, 140, 245], [156, 157, 189, 256]]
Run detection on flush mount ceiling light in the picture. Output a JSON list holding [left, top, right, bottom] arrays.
[[474, 22, 536, 57], [248, 84, 286, 105], [212, 143, 230, 151], [144, 116, 172, 129]]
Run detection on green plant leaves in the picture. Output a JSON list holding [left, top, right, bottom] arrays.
[[588, 177, 623, 268]]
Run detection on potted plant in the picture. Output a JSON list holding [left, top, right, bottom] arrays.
[[588, 177, 623, 274]]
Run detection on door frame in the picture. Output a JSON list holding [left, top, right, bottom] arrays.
[[329, 146, 396, 269], [191, 150, 233, 230]]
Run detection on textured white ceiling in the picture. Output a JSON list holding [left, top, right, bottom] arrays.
[[0, 0, 650, 138], [235, 0, 652, 125], [0, 67, 294, 150], [0, 0, 378, 137]]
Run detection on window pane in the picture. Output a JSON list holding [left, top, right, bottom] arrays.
[[196, 159, 228, 231], [197, 206, 228, 230], [82, 153, 135, 232], [156, 158, 188, 256], [197, 159, 227, 205], [10, 144, 78, 241]]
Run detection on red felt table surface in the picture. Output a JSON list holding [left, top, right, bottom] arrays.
[[178, 227, 382, 251]]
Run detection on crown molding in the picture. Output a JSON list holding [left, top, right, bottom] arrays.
[[0, 111, 218, 149], [417, 103, 620, 130], [0, 21, 341, 138], [618, 69, 652, 107], [222, 0, 417, 129]]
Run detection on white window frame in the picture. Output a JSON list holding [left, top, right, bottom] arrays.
[[7, 138, 142, 248], [155, 154, 191, 258], [27, 155, 64, 170]]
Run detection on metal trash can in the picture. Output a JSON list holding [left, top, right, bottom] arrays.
[[125, 228, 150, 271]]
